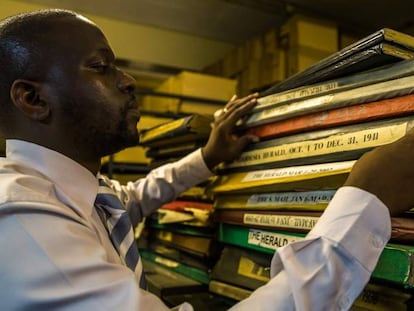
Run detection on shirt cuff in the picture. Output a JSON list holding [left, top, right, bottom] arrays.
[[175, 148, 213, 176], [165, 148, 213, 188], [308, 186, 391, 272]]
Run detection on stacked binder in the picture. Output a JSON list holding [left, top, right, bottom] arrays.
[[140, 114, 212, 167], [140, 198, 224, 307], [207, 28, 414, 309], [138, 114, 224, 306]]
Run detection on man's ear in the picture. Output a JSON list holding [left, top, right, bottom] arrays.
[[10, 79, 50, 121]]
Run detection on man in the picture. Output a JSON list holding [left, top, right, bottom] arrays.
[[0, 8, 412, 311]]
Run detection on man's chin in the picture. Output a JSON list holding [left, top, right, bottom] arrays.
[[100, 135, 140, 157]]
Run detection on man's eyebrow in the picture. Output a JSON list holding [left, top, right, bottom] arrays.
[[88, 47, 114, 60], [99, 47, 113, 55]]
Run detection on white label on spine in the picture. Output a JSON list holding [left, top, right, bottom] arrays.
[[242, 160, 355, 182], [256, 81, 339, 110], [230, 123, 407, 169], [244, 214, 319, 230], [246, 191, 335, 206], [248, 229, 303, 250]]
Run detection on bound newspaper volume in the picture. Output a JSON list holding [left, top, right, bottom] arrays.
[[261, 28, 414, 95]]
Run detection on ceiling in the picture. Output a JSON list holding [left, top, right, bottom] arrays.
[[18, 0, 414, 43], [15, 0, 414, 89]]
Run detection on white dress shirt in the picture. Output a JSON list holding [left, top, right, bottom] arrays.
[[0, 139, 390, 311]]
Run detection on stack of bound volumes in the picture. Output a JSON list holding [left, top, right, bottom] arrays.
[[140, 114, 212, 169], [140, 192, 220, 305], [140, 196, 221, 305], [207, 28, 414, 309], [261, 28, 414, 96], [138, 114, 224, 306]]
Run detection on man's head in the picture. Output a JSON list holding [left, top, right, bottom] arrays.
[[0, 9, 140, 165]]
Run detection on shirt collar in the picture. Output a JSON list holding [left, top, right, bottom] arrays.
[[6, 139, 99, 216]]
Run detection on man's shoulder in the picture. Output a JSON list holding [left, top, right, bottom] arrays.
[[0, 158, 59, 206]]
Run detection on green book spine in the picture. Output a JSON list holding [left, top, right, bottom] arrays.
[[218, 223, 305, 254], [372, 243, 414, 288], [140, 249, 210, 284], [219, 224, 414, 288]]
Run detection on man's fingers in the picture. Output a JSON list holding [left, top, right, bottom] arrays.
[[228, 94, 238, 104], [224, 93, 258, 113], [214, 93, 258, 125], [223, 134, 259, 163], [224, 97, 257, 126]]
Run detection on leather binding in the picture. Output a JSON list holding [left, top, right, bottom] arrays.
[[261, 28, 414, 96]]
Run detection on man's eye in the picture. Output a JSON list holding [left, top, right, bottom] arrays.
[[91, 63, 109, 73]]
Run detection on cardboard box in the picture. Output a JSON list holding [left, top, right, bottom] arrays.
[[235, 45, 248, 75], [247, 36, 264, 60], [178, 101, 224, 116], [141, 96, 225, 116], [158, 71, 237, 101], [282, 14, 338, 52], [263, 28, 279, 54], [215, 44, 249, 79], [141, 95, 175, 114], [203, 59, 224, 76], [244, 61, 261, 92], [260, 49, 286, 86], [237, 71, 249, 96], [286, 46, 332, 77], [279, 14, 338, 77], [222, 48, 239, 78], [142, 71, 236, 116]]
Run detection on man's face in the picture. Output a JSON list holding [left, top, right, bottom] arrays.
[[43, 16, 140, 157]]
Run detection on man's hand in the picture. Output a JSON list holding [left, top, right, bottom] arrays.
[[201, 93, 259, 170], [344, 127, 414, 216]]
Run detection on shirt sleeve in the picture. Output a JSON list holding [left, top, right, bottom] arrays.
[[108, 149, 213, 224], [228, 186, 391, 311]]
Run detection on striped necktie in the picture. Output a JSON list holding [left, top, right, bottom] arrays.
[[95, 177, 147, 289]]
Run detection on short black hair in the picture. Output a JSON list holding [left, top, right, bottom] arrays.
[[0, 9, 77, 112]]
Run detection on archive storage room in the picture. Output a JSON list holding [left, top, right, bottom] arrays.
[[1, 0, 414, 310]]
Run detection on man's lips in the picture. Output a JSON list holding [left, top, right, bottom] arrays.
[[127, 97, 140, 118], [128, 109, 140, 118]]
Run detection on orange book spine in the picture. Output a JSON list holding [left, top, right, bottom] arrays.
[[247, 94, 414, 139]]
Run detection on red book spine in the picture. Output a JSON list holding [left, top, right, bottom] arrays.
[[247, 94, 414, 140], [161, 200, 213, 211]]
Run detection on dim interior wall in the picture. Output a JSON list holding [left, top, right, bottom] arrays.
[[1, 0, 234, 71]]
